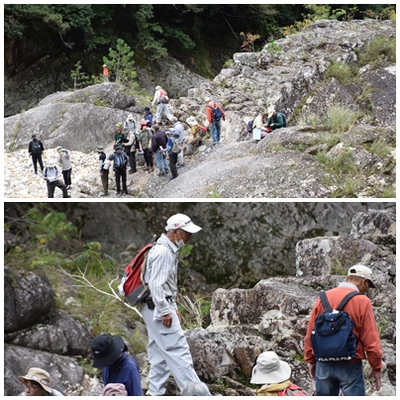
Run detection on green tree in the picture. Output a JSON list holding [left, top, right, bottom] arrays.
[[71, 60, 90, 91], [103, 38, 137, 87]]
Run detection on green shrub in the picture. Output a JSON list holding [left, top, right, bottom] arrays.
[[325, 62, 355, 85], [223, 59, 234, 68], [358, 36, 396, 67], [326, 106, 359, 134]]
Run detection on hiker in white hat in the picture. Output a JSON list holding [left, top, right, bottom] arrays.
[[18, 367, 64, 396], [251, 351, 308, 396], [141, 213, 202, 395]]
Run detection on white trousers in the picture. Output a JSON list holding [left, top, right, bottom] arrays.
[[142, 303, 200, 395], [156, 103, 174, 124]]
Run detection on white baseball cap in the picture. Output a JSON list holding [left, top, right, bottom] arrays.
[[347, 265, 375, 288], [165, 213, 202, 234]]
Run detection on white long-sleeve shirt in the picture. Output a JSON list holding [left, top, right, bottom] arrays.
[[151, 89, 162, 107], [144, 234, 178, 316]]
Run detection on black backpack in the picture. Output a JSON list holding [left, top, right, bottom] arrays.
[[247, 119, 254, 133], [311, 291, 362, 362], [31, 140, 42, 154]]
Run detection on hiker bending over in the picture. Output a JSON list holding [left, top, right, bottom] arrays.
[[251, 351, 308, 396], [265, 108, 285, 132], [91, 334, 142, 396]]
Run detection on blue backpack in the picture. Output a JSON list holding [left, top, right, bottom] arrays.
[[113, 153, 126, 170], [311, 291, 362, 362], [208, 102, 223, 121]]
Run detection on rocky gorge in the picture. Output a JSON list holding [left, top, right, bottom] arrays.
[[4, 19, 396, 198], [4, 203, 396, 395]]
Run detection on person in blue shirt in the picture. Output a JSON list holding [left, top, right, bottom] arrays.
[[91, 334, 142, 396], [143, 107, 153, 127]]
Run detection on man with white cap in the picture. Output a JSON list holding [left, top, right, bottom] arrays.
[[250, 351, 308, 396], [304, 264, 383, 396], [141, 213, 203, 395], [151, 85, 175, 125]]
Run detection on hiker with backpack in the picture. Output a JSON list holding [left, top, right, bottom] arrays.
[[114, 122, 127, 147], [185, 116, 207, 155], [108, 144, 128, 196], [151, 124, 169, 176], [251, 351, 309, 396], [170, 116, 185, 167], [304, 265, 383, 396], [123, 114, 139, 174], [265, 108, 286, 132], [151, 85, 175, 125], [41, 159, 70, 198], [163, 129, 181, 181], [138, 121, 154, 173], [28, 134, 44, 175], [205, 97, 226, 145], [91, 334, 142, 396], [141, 213, 203, 396], [97, 146, 109, 196]]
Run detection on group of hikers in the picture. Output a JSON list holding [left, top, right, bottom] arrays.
[[26, 77, 291, 198], [17, 213, 383, 396]]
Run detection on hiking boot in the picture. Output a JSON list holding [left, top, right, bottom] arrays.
[[148, 167, 154, 173]]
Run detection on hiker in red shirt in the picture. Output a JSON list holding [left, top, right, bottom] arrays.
[[205, 97, 225, 145], [103, 64, 109, 85], [304, 265, 383, 395]]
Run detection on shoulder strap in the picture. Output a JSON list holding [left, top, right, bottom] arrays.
[[336, 291, 362, 311], [319, 291, 332, 313]]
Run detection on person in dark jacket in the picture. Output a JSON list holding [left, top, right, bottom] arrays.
[[108, 144, 128, 196], [91, 334, 142, 396], [28, 134, 44, 174], [143, 107, 153, 127], [151, 124, 169, 176]]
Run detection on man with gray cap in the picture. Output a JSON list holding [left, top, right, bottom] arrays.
[[304, 264, 383, 396], [141, 213, 202, 395]]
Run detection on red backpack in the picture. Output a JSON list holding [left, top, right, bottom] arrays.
[[122, 243, 153, 299], [278, 383, 309, 396]]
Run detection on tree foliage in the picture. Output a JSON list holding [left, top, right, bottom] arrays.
[[4, 4, 396, 76], [103, 39, 137, 87]]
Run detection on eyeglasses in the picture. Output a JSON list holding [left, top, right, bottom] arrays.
[[23, 382, 41, 391]]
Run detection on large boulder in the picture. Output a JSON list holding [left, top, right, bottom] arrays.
[[4, 267, 57, 333], [5, 344, 85, 396], [5, 310, 91, 356]]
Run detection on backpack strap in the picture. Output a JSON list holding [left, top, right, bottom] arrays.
[[319, 290, 362, 313], [319, 291, 332, 313], [336, 291, 363, 311]]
